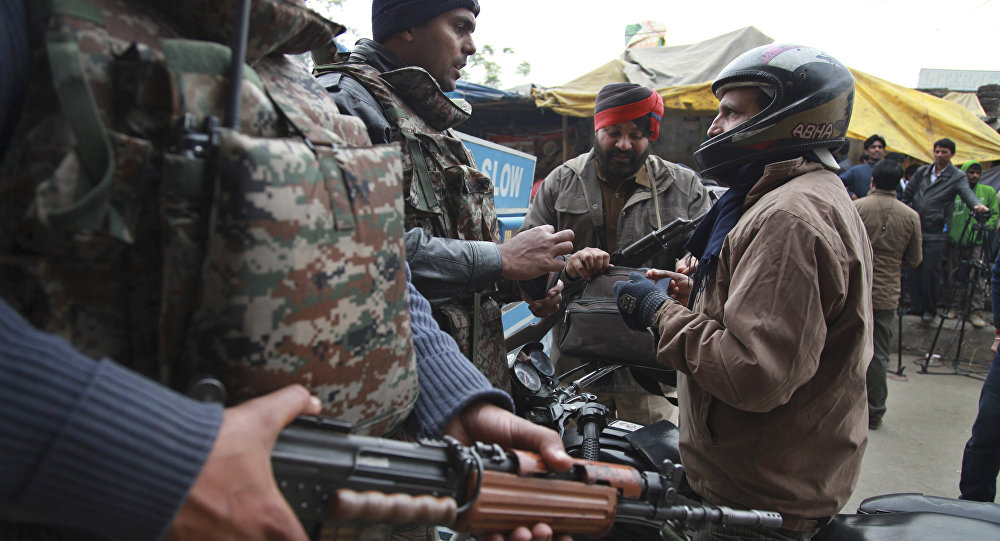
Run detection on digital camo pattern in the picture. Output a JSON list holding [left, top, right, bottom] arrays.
[[189, 132, 415, 435], [317, 62, 510, 391], [434, 297, 509, 393], [152, 0, 345, 62], [1, 0, 417, 436], [380, 68, 473, 131]]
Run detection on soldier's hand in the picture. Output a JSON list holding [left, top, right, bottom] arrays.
[[565, 247, 611, 281], [500, 225, 574, 280], [165, 385, 321, 541], [444, 401, 574, 541]]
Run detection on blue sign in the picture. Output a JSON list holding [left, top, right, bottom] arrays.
[[457, 132, 536, 215], [502, 302, 552, 355]]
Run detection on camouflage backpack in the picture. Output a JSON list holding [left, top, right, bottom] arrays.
[[0, 0, 417, 436], [316, 62, 510, 391]]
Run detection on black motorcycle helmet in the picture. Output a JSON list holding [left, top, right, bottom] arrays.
[[693, 45, 855, 179]]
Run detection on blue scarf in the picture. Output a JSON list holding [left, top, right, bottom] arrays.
[[685, 160, 768, 298]]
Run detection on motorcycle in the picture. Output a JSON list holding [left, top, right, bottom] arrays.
[[504, 339, 1000, 540]]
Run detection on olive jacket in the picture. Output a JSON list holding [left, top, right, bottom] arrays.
[[521, 151, 712, 270], [520, 151, 711, 392]]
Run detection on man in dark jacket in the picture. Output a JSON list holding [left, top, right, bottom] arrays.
[[902, 138, 988, 323]]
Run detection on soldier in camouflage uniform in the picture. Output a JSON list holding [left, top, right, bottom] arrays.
[[0, 0, 572, 539], [317, 0, 574, 392]]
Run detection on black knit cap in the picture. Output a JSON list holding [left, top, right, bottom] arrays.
[[372, 0, 481, 43], [594, 83, 664, 140]]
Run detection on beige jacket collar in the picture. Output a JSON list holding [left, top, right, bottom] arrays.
[[744, 158, 826, 210]]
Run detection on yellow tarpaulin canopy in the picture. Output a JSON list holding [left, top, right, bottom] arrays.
[[943, 91, 987, 117], [849, 70, 1000, 164], [534, 44, 1000, 164]]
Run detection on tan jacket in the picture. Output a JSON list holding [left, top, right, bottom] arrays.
[[854, 189, 922, 310], [652, 159, 872, 520]]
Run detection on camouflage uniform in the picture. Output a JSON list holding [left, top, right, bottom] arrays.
[[0, 0, 417, 437], [318, 43, 510, 392]]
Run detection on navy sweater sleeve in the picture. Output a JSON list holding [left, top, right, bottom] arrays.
[[405, 265, 513, 438], [0, 300, 223, 541]]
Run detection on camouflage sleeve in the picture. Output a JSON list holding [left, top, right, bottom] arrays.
[[405, 227, 503, 305], [404, 266, 513, 439], [0, 299, 222, 541]]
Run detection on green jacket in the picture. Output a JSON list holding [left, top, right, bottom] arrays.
[[949, 182, 999, 246]]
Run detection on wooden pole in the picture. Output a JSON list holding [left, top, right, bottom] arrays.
[[562, 114, 570, 162]]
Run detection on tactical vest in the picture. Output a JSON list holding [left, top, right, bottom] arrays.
[[315, 62, 509, 391], [0, 0, 417, 437]]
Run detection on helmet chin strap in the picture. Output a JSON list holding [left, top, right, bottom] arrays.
[[813, 148, 839, 171]]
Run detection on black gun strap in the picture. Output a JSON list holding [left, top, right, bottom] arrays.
[[628, 367, 678, 405]]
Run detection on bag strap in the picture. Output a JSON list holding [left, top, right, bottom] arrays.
[[399, 127, 441, 213], [32, 0, 130, 239]]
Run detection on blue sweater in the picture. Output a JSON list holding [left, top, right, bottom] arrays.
[[0, 266, 511, 539], [0, 300, 223, 540], [839, 162, 874, 198]]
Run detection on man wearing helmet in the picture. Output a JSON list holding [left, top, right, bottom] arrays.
[[613, 45, 873, 540]]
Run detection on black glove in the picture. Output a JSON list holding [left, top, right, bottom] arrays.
[[613, 272, 671, 331]]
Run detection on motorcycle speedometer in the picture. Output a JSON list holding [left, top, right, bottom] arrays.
[[512, 362, 542, 393]]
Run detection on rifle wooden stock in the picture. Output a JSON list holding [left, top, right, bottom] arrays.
[[453, 470, 618, 538], [273, 416, 783, 537]]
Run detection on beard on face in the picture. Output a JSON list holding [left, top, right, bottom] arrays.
[[594, 139, 649, 181]]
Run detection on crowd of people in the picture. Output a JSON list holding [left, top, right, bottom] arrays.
[[838, 133, 1000, 505], [840, 135, 998, 328], [1, 0, 999, 540]]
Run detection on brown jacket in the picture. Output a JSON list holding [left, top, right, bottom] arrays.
[[854, 189, 922, 310], [652, 159, 872, 521]]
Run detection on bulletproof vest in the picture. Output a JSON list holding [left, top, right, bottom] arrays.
[[0, 0, 417, 437], [315, 62, 509, 391]]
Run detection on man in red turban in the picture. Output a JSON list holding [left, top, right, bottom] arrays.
[[518, 83, 712, 424]]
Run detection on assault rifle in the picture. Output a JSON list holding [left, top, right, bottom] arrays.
[[609, 216, 703, 268], [273, 416, 782, 539], [504, 216, 704, 350]]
